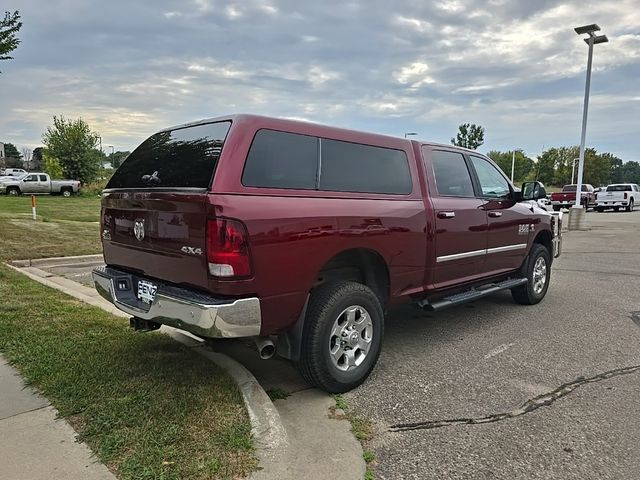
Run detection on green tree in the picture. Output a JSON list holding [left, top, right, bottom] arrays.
[[2, 141, 21, 159], [621, 161, 640, 184], [487, 149, 533, 184], [0, 11, 22, 71], [42, 149, 64, 178], [534, 153, 556, 186], [42, 116, 100, 184], [451, 123, 485, 150], [108, 150, 130, 169], [31, 147, 44, 170]]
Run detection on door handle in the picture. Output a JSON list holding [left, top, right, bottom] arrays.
[[488, 211, 503, 218], [437, 211, 456, 219]]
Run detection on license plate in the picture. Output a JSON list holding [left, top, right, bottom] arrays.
[[137, 279, 158, 304]]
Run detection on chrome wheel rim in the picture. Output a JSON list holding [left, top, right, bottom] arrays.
[[532, 257, 547, 295], [329, 305, 373, 372]]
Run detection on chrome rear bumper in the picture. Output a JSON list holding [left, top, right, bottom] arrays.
[[92, 266, 261, 338]]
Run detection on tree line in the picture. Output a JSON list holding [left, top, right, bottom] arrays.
[[451, 123, 638, 187], [2, 117, 130, 184]]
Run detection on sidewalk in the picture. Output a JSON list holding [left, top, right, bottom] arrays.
[[0, 357, 115, 480]]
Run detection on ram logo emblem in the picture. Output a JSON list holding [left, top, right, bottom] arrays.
[[133, 219, 145, 241]]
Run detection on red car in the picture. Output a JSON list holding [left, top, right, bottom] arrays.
[[93, 114, 561, 392]]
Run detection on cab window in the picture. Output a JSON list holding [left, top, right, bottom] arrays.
[[430, 150, 475, 197], [24, 175, 37, 182], [470, 156, 511, 199]]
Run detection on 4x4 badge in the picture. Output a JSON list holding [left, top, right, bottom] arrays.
[[133, 219, 145, 241], [181, 246, 203, 256]]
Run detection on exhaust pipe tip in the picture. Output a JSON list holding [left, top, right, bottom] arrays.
[[254, 337, 276, 360]]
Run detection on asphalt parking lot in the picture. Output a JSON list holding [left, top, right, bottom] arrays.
[[41, 210, 640, 479], [346, 210, 640, 479]]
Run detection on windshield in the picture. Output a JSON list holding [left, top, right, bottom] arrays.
[[606, 185, 632, 192], [106, 121, 231, 190], [562, 185, 590, 192]]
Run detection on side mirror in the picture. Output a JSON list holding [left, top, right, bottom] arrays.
[[521, 181, 546, 201]]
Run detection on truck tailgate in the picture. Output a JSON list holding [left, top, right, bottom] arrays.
[[102, 192, 210, 290]]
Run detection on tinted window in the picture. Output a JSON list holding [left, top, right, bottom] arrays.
[[39, 175, 47, 181], [320, 139, 411, 194], [430, 150, 475, 197], [242, 130, 318, 189], [606, 185, 632, 192], [470, 156, 511, 198], [106, 121, 231, 189]]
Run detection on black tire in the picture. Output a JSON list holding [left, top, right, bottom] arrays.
[[61, 188, 72, 197], [6, 187, 20, 196], [613, 207, 620, 212], [511, 244, 551, 305], [552, 205, 561, 212], [626, 199, 634, 212], [295, 281, 384, 393], [596, 207, 604, 212]]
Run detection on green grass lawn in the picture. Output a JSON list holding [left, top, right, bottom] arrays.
[[0, 195, 102, 260], [0, 194, 257, 479]]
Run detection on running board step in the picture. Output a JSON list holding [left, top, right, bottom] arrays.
[[419, 278, 527, 312]]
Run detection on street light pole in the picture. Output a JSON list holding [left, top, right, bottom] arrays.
[[571, 157, 579, 184], [573, 24, 608, 210], [510, 151, 515, 183]]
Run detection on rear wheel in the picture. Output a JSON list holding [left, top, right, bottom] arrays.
[[61, 188, 72, 197], [511, 244, 551, 305], [7, 187, 19, 196], [296, 281, 383, 393], [626, 199, 634, 212]]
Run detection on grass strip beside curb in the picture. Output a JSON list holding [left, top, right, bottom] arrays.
[[0, 264, 257, 479]]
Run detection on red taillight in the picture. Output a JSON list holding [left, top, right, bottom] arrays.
[[206, 218, 252, 278], [624, 192, 628, 199]]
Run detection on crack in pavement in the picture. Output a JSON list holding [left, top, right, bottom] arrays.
[[388, 365, 640, 433]]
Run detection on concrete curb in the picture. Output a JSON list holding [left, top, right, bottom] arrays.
[[11, 254, 104, 268], [5, 261, 289, 469]]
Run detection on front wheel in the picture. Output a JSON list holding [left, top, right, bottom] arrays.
[[296, 281, 384, 393], [626, 199, 634, 212], [512, 244, 551, 305], [7, 187, 20, 196]]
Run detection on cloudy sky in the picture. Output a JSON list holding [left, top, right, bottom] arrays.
[[1, 0, 639, 160]]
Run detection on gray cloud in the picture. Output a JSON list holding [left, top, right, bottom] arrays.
[[0, 0, 638, 161]]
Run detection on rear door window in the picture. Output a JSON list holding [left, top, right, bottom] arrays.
[[39, 175, 47, 181], [242, 129, 318, 190], [319, 139, 411, 194], [106, 121, 231, 189], [430, 150, 475, 197]]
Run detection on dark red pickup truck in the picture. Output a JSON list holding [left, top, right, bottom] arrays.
[[550, 184, 595, 211], [93, 114, 561, 392]]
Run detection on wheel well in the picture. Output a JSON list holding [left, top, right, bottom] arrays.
[[315, 249, 390, 306], [533, 230, 553, 261]]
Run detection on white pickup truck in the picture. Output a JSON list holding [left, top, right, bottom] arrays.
[[595, 184, 639, 212], [0, 172, 81, 197]]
